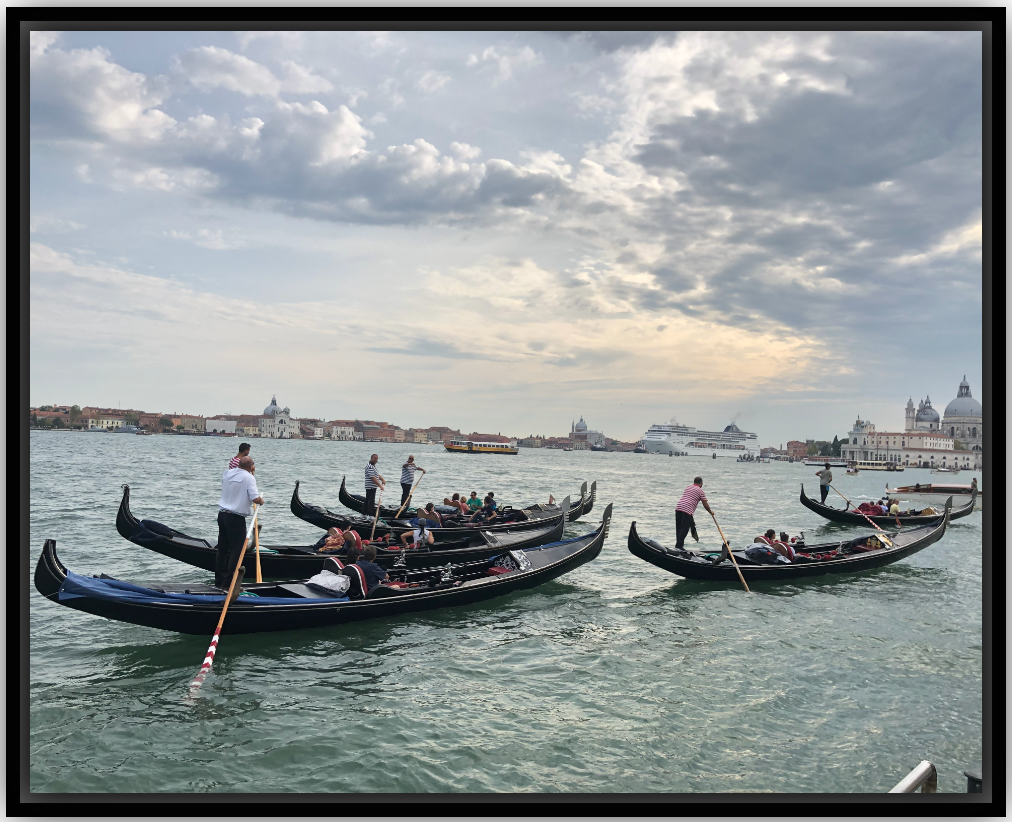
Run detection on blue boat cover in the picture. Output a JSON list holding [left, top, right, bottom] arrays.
[[57, 571, 346, 606]]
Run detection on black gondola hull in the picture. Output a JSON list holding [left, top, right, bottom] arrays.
[[627, 501, 950, 583], [292, 481, 567, 541], [35, 506, 613, 635], [338, 476, 590, 522], [115, 486, 567, 575], [799, 484, 975, 526]]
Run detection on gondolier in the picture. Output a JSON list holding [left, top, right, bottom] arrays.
[[400, 456, 425, 506], [216, 456, 264, 589], [675, 477, 712, 551], [228, 442, 251, 470], [816, 463, 833, 504], [364, 454, 385, 517]]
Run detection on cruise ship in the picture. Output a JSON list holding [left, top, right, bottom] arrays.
[[641, 417, 760, 458]]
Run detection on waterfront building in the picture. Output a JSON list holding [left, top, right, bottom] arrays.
[[786, 441, 807, 459], [205, 418, 237, 435], [941, 377, 983, 464], [842, 416, 975, 469], [519, 436, 544, 448], [571, 416, 606, 448], [259, 396, 298, 439], [327, 420, 357, 441], [177, 414, 205, 433]]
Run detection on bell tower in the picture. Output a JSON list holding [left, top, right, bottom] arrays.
[[905, 397, 915, 432]]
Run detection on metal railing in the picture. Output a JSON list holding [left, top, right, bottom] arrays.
[[889, 760, 938, 793]]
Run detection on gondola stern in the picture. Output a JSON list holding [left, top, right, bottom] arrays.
[[34, 539, 67, 599], [116, 483, 142, 537]]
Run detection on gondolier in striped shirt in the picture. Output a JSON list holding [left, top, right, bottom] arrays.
[[400, 455, 426, 506], [675, 477, 713, 551], [228, 442, 251, 469], [364, 454, 385, 517]]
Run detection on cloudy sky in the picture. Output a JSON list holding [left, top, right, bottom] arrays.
[[29, 29, 983, 443]]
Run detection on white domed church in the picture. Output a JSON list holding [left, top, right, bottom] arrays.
[[259, 395, 298, 439], [942, 377, 983, 460]]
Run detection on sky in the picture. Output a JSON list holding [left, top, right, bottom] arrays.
[[28, 29, 984, 444]]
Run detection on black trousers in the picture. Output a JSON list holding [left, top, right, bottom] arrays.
[[364, 487, 378, 517], [820, 484, 830, 504], [675, 510, 695, 550], [401, 483, 413, 505], [216, 510, 247, 588]]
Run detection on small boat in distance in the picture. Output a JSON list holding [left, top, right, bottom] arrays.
[[846, 460, 904, 472], [885, 482, 982, 511], [444, 438, 519, 455], [803, 457, 848, 467]]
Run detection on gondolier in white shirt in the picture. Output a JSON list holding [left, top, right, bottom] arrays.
[[674, 477, 713, 551], [815, 463, 833, 504], [216, 455, 264, 589], [364, 454, 385, 517], [400, 455, 426, 507]]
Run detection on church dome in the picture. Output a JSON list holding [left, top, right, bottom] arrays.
[[944, 377, 982, 418], [574, 416, 588, 432], [915, 397, 939, 423], [263, 395, 281, 416], [724, 421, 742, 433]]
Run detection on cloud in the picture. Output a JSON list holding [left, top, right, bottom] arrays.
[[30, 43, 175, 142], [175, 46, 282, 97], [415, 70, 451, 93], [466, 45, 543, 83], [30, 215, 84, 234], [166, 228, 245, 250], [280, 60, 334, 94]]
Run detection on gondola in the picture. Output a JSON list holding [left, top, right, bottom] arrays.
[[799, 484, 976, 526], [34, 505, 613, 636], [627, 498, 950, 583], [291, 481, 566, 541], [337, 476, 592, 522], [115, 485, 569, 574]]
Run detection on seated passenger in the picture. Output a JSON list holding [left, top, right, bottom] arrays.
[[889, 500, 900, 515], [418, 503, 442, 526], [760, 528, 794, 562], [355, 545, 390, 593], [877, 499, 889, 514], [466, 491, 482, 512], [452, 493, 469, 514], [400, 520, 436, 549], [469, 496, 498, 523], [316, 527, 346, 552]]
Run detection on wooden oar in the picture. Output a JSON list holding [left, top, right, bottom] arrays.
[[830, 484, 893, 546], [709, 511, 749, 592], [189, 504, 259, 695], [254, 516, 262, 583], [394, 473, 425, 519], [369, 488, 384, 541]]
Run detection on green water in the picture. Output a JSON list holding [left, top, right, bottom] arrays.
[[29, 432, 983, 792]]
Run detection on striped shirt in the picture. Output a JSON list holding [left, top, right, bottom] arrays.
[[401, 462, 417, 485], [675, 484, 708, 515], [229, 455, 241, 469], [364, 462, 381, 491]]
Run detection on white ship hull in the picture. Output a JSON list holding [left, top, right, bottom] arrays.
[[642, 418, 760, 458]]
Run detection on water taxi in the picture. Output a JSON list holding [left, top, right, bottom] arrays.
[[846, 460, 904, 472], [444, 439, 519, 455]]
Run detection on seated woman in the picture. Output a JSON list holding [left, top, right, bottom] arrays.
[[757, 528, 795, 562], [400, 520, 436, 549], [419, 502, 443, 526]]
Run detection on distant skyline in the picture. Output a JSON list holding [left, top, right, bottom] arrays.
[[29, 29, 984, 444]]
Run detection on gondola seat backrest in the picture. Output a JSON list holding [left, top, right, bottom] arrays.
[[343, 563, 367, 600], [323, 557, 345, 574]]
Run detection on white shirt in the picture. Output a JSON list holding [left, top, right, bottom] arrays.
[[219, 467, 261, 516]]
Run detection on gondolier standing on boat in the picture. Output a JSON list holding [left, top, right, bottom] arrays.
[[228, 442, 251, 470], [675, 477, 713, 551], [216, 455, 264, 589], [816, 463, 833, 504], [364, 454, 385, 517], [400, 456, 425, 506]]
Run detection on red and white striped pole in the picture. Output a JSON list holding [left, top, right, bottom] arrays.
[[189, 504, 259, 696]]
